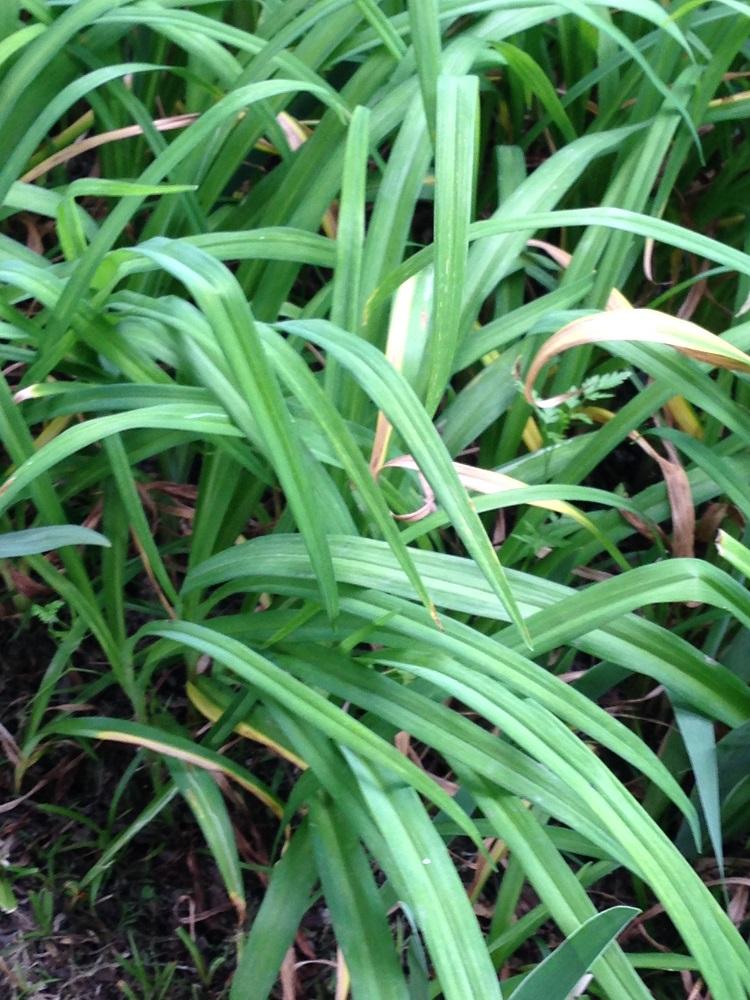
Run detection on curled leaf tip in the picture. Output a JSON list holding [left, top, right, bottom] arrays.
[[525, 307, 750, 407], [12, 385, 39, 404]]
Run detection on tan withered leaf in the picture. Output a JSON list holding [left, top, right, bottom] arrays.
[[630, 433, 695, 558], [22, 114, 199, 184], [579, 406, 694, 556], [280, 947, 297, 1000], [369, 276, 424, 475], [335, 950, 351, 1000], [527, 243, 703, 436], [527, 239, 631, 309], [524, 308, 750, 408], [384, 454, 581, 518], [78, 723, 282, 817], [22, 109, 310, 191], [382, 454, 626, 566]]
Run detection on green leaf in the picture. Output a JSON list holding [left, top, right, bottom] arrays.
[[0, 872, 17, 914], [279, 319, 529, 643], [231, 821, 317, 1000], [493, 43, 577, 143], [328, 103, 370, 407], [673, 705, 724, 880], [310, 795, 410, 1000], [345, 751, 503, 1000], [139, 619, 486, 853], [425, 74, 478, 415], [407, 0, 441, 140], [508, 906, 639, 1000], [466, 784, 651, 999], [0, 524, 110, 557], [127, 240, 340, 620], [717, 531, 750, 579], [44, 716, 281, 817], [166, 757, 246, 922]]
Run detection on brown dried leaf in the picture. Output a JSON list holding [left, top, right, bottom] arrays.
[[281, 946, 298, 1000], [630, 432, 694, 558], [334, 949, 350, 1000], [22, 114, 199, 184]]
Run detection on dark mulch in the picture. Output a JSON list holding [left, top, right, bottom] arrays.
[[0, 618, 245, 1000]]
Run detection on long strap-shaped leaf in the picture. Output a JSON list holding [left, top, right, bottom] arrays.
[[185, 534, 750, 730], [507, 906, 639, 1000], [498, 558, 750, 652], [25, 78, 349, 385], [231, 820, 317, 1000], [0, 61, 159, 206], [46, 716, 282, 817], [523, 308, 750, 409], [407, 0, 441, 140], [0, 524, 109, 557], [166, 757, 247, 923], [279, 318, 528, 642], [257, 321, 439, 623], [275, 646, 624, 860], [130, 240, 339, 619], [463, 782, 651, 999], [139, 619, 486, 854], [424, 73, 478, 415], [344, 751, 503, 1000], [369, 206, 750, 320], [309, 795, 410, 1000]]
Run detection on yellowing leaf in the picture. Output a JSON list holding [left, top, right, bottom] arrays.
[[383, 454, 628, 568], [524, 308, 750, 408], [187, 680, 307, 770]]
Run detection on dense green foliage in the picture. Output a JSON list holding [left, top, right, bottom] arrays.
[[2, 1, 750, 997]]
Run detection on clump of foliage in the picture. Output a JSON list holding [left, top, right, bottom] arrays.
[[2, 1, 750, 998]]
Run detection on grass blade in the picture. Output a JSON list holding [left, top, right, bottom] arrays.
[[231, 821, 317, 1000], [425, 74, 478, 415], [280, 318, 529, 642], [508, 906, 639, 1000], [166, 757, 247, 923], [310, 795, 410, 1000], [0, 524, 109, 557]]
